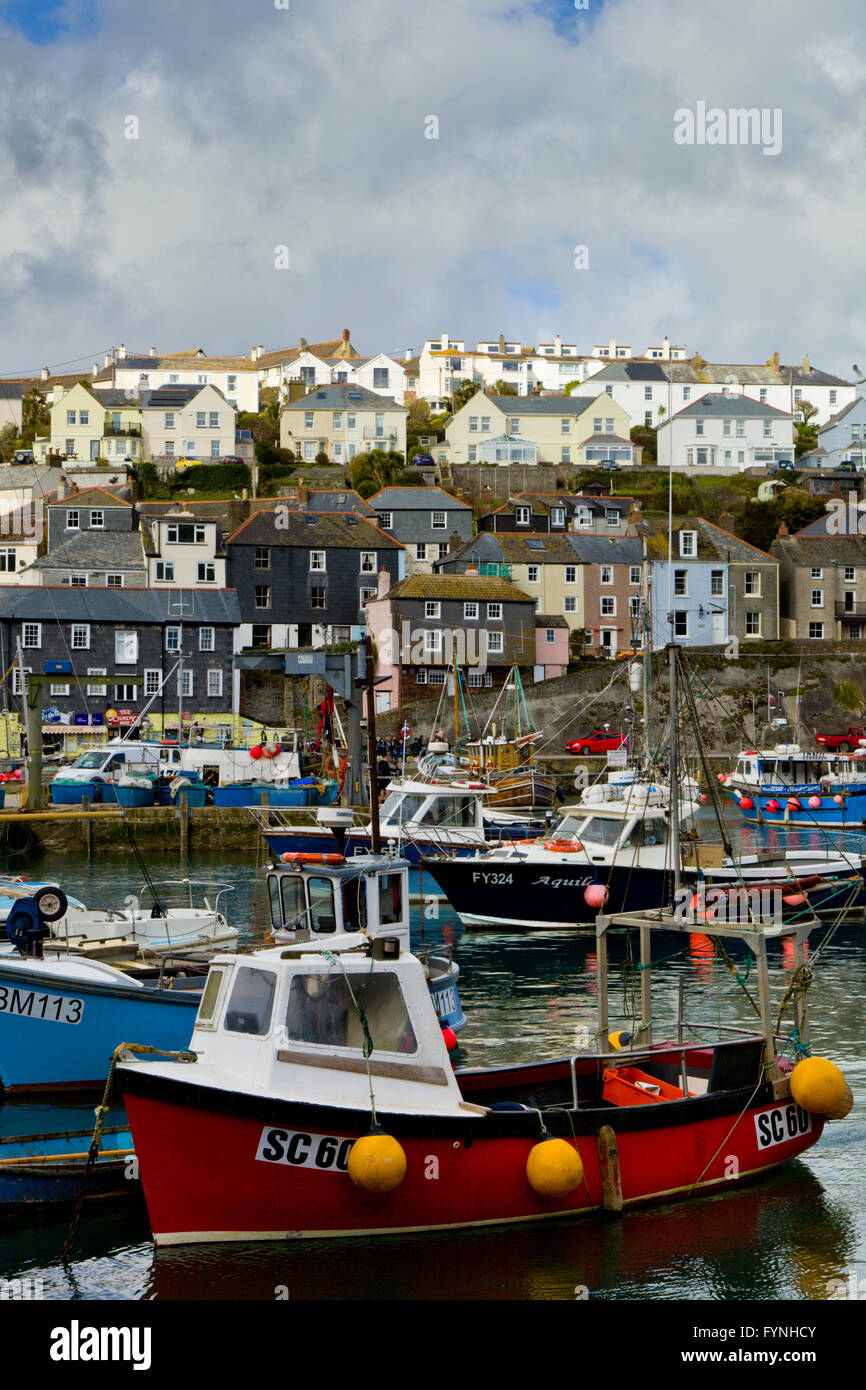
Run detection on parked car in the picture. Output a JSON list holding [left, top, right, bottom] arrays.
[[566, 730, 628, 755], [222, 456, 245, 465]]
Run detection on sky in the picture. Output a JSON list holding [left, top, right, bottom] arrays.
[[1, 0, 865, 379]]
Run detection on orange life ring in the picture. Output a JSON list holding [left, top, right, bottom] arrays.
[[544, 839, 583, 853], [280, 852, 345, 865]]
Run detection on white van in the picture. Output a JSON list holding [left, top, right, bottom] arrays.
[[55, 740, 164, 784]]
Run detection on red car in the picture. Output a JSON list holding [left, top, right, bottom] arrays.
[[566, 730, 628, 755]]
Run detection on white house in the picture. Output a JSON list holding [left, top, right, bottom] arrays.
[[108, 346, 260, 413], [143, 509, 227, 588], [139, 385, 239, 465], [656, 393, 795, 473]]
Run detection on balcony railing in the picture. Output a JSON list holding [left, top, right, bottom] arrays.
[[104, 425, 141, 437], [835, 602, 866, 619]]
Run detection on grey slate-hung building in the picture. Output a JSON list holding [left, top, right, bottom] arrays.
[[0, 588, 240, 730], [367, 486, 473, 572]]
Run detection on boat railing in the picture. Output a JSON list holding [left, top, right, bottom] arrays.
[[140, 879, 235, 914]]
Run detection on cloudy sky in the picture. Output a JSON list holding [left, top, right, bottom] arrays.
[[1, 0, 865, 378]]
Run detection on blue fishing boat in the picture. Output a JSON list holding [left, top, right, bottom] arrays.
[[722, 745, 866, 829], [0, 1123, 137, 1207]]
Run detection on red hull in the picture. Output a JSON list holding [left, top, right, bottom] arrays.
[[122, 1083, 823, 1244]]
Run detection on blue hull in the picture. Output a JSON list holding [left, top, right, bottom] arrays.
[[427, 966, 466, 1033], [725, 787, 866, 830], [0, 966, 199, 1092], [0, 1126, 136, 1206]]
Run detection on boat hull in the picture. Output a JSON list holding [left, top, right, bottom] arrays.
[[724, 785, 866, 830], [119, 1066, 822, 1244], [0, 1127, 136, 1207], [0, 965, 199, 1092]]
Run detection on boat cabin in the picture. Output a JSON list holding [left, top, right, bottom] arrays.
[[374, 780, 487, 843], [266, 854, 410, 946], [731, 747, 866, 792], [545, 787, 696, 859]]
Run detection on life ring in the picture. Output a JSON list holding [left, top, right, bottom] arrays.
[[280, 852, 345, 865], [544, 839, 583, 853]]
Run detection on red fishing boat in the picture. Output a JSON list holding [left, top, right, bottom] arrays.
[[117, 878, 850, 1245]]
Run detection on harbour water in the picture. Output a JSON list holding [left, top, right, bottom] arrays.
[[1, 818, 864, 1302]]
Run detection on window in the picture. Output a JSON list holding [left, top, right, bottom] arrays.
[[252, 624, 271, 647], [695, 419, 705, 436], [12, 666, 29, 696], [210, 440, 221, 458], [845, 566, 856, 582], [736, 420, 745, 437], [167, 523, 206, 544], [373, 368, 390, 389], [0, 548, 16, 572], [711, 570, 724, 596], [600, 565, 613, 585], [810, 568, 823, 580], [830, 390, 837, 404], [199, 627, 215, 652], [564, 596, 577, 613], [561, 418, 570, 434], [87, 667, 107, 696], [464, 602, 478, 620], [90, 511, 104, 529], [284, 969, 413, 1050], [467, 672, 484, 687], [227, 376, 237, 392], [600, 596, 616, 617], [50, 682, 70, 696], [114, 683, 138, 701], [115, 630, 138, 663], [551, 508, 565, 527], [165, 626, 180, 652], [360, 587, 377, 608], [68, 575, 87, 588], [197, 562, 216, 583], [415, 544, 427, 561], [196, 411, 207, 428], [347, 413, 356, 430], [605, 509, 619, 527], [311, 586, 326, 609], [66, 410, 76, 425], [565, 565, 577, 584], [629, 596, 640, 618], [145, 669, 162, 696], [487, 632, 504, 654], [527, 565, 539, 583], [545, 628, 556, 644], [431, 511, 446, 529], [759, 388, 768, 402], [438, 543, 449, 560], [165, 440, 175, 457], [763, 421, 772, 439], [480, 418, 490, 432], [745, 611, 761, 636], [379, 512, 392, 530], [225, 967, 276, 1037], [71, 623, 90, 649], [561, 447, 571, 464], [423, 630, 442, 659], [185, 441, 195, 454], [683, 387, 691, 401], [593, 417, 602, 432], [155, 561, 175, 582], [809, 621, 824, 639], [794, 389, 802, 404], [644, 386, 653, 400], [255, 547, 270, 569], [424, 601, 441, 619], [207, 669, 223, 697], [679, 531, 696, 557], [605, 419, 614, 433], [630, 566, 641, 585], [674, 569, 687, 596], [107, 574, 123, 589], [515, 507, 531, 526], [255, 585, 271, 609], [723, 420, 731, 437], [180, 669, 193, 698], [310, 551, 326, 571], [811, 590, 823, 607], [66, 510, 79, 530], [360, 552, 376, 573], [744, 571, 761, 596], [164, 412, 175, 428], [674, 611, 688, 638], [22, 623, 40, 649], [487, 603, 502, 620], [208, 412, 219, 428]]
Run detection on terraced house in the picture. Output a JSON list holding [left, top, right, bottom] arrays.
[[436, 531, 587, 633], [367, 486, 473, 573], [771, 529, 866, 640], [279, 383, 408, 465], [477, 492, 638, 535], [226, 509, 404, 651], [444, 394, 636, 468]]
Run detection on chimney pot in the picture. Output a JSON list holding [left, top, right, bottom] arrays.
[[342, 329, 350, 344], [40, 367, 49, 381], [118, 343, 126, 358], [377, 564, 391, 598], [150, 346, 157, 357], [776, 519, 789, 537], [92, 362, 98, 376]]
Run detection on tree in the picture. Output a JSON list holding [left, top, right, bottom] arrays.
[[315, 451, 331, 467], [736, 487, 827, 552], [21, 388, 49, 446], [793, 400, 819, 458], [0, 423, 17, 458], [452, 379, 481, 412], [492, 380, 518, 395], [348, 449, 406, 494], [630, 425, 657, 464]]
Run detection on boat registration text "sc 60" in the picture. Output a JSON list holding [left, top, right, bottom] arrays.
[[256, 1127, 353, 1173], [753, 1103, 812, 1150], [0, 986, 83, 1025]]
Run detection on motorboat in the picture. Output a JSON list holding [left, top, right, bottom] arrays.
[[722, 745, 866, 829]]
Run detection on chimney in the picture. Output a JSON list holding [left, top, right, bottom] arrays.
[[719, 510, 736, 533], [776, 519, 789, 538], [466, 564, 479, 576], [498, 334, 506, 353], [104, 352, 113, 368], [663, 335, 670, 358], [297, 477, 308, 506], [554, 334, 562, 354], [480, 484, 491, 516], [91, 362, 99, 377], [626, 503, 641, 533], [377, 564, 391, 598], [342, 330, 350, 345], [440, 333, 448, 349], [150, 346, 157, 357], [118, 343, 126, 358], [404, 349, 412, 361], [298, 338, 308, 351], [56, 478, 66, 500], [40, 367, 49, 381], [609, 338, 617, 356], [803, 355, 811, 373], [250, 346, 257, 362], [448, 530, 460, 553]]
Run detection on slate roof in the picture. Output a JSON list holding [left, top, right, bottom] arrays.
[[276, 489, 375, 516], [818, 398, 864, 431], [226, 510, 401, 549], [568, 536, 644, 565], [493, 492, 636, 517], [640, 515, 778, 563], [771, 535, 866, 564], [478, 395, 598, 417], [48, 487, 132, 509], [580, 362, 668, 383], [386, 574, 534, 603], [30, 531, 145, 571], [0, 586, 241, 623], [370, 486, 470, 511], [0, 466, 65, 493], [281, 383, 406, 413], [662, 393, 792, 424], [535, 614, 569, 627]]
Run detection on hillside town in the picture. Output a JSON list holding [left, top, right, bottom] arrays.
[[0, 329, 859, 753]]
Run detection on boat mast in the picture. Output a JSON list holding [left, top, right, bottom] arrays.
[[669, 643, 681, 901]]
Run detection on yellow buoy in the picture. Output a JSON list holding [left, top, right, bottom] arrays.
[[347, 1129, 407, 1193], [526, 1136, 584, 1198], [608, 1030, 632, 1051], [790, 1057, 850, 1118]]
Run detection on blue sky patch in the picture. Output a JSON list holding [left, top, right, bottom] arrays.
[[0, 0, 99, 44]]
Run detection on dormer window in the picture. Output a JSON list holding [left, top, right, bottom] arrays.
[[680, 530, 697, 557], [515, 506, 531, 526], [551, 508, 565, 527]]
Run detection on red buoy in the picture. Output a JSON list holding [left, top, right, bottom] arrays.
[[441, 1025, 458, 1052]]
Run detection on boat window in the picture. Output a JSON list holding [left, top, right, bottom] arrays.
[[224, 967, 276, 1036], [280, 875, 306, 931], [378, 872, 403, 925], [551, 814, 584, 838], [381, 793, 423, 823], [640, 819, 668, 846], [419, 796, 473, 827], [267, 875, 281, 930], [341, 875, 367, 932], [580, 817, 628, 847], [284, 971, 417, 1053], [307, 877, 337, 933], [197, 965, 228, 1027]]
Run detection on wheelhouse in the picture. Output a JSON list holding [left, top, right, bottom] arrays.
[[266, 855, 410, 945]]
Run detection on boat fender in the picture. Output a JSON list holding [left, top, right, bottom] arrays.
[[347, 1127, 407, 1193], [584, 883, 609, 909], [525, 1136, 583, 1198], [440, 1024, 457, 1052], [280, 852, 345, 865], [608, 1030, 633, 1050], [790, 1057, 853, 1119]]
